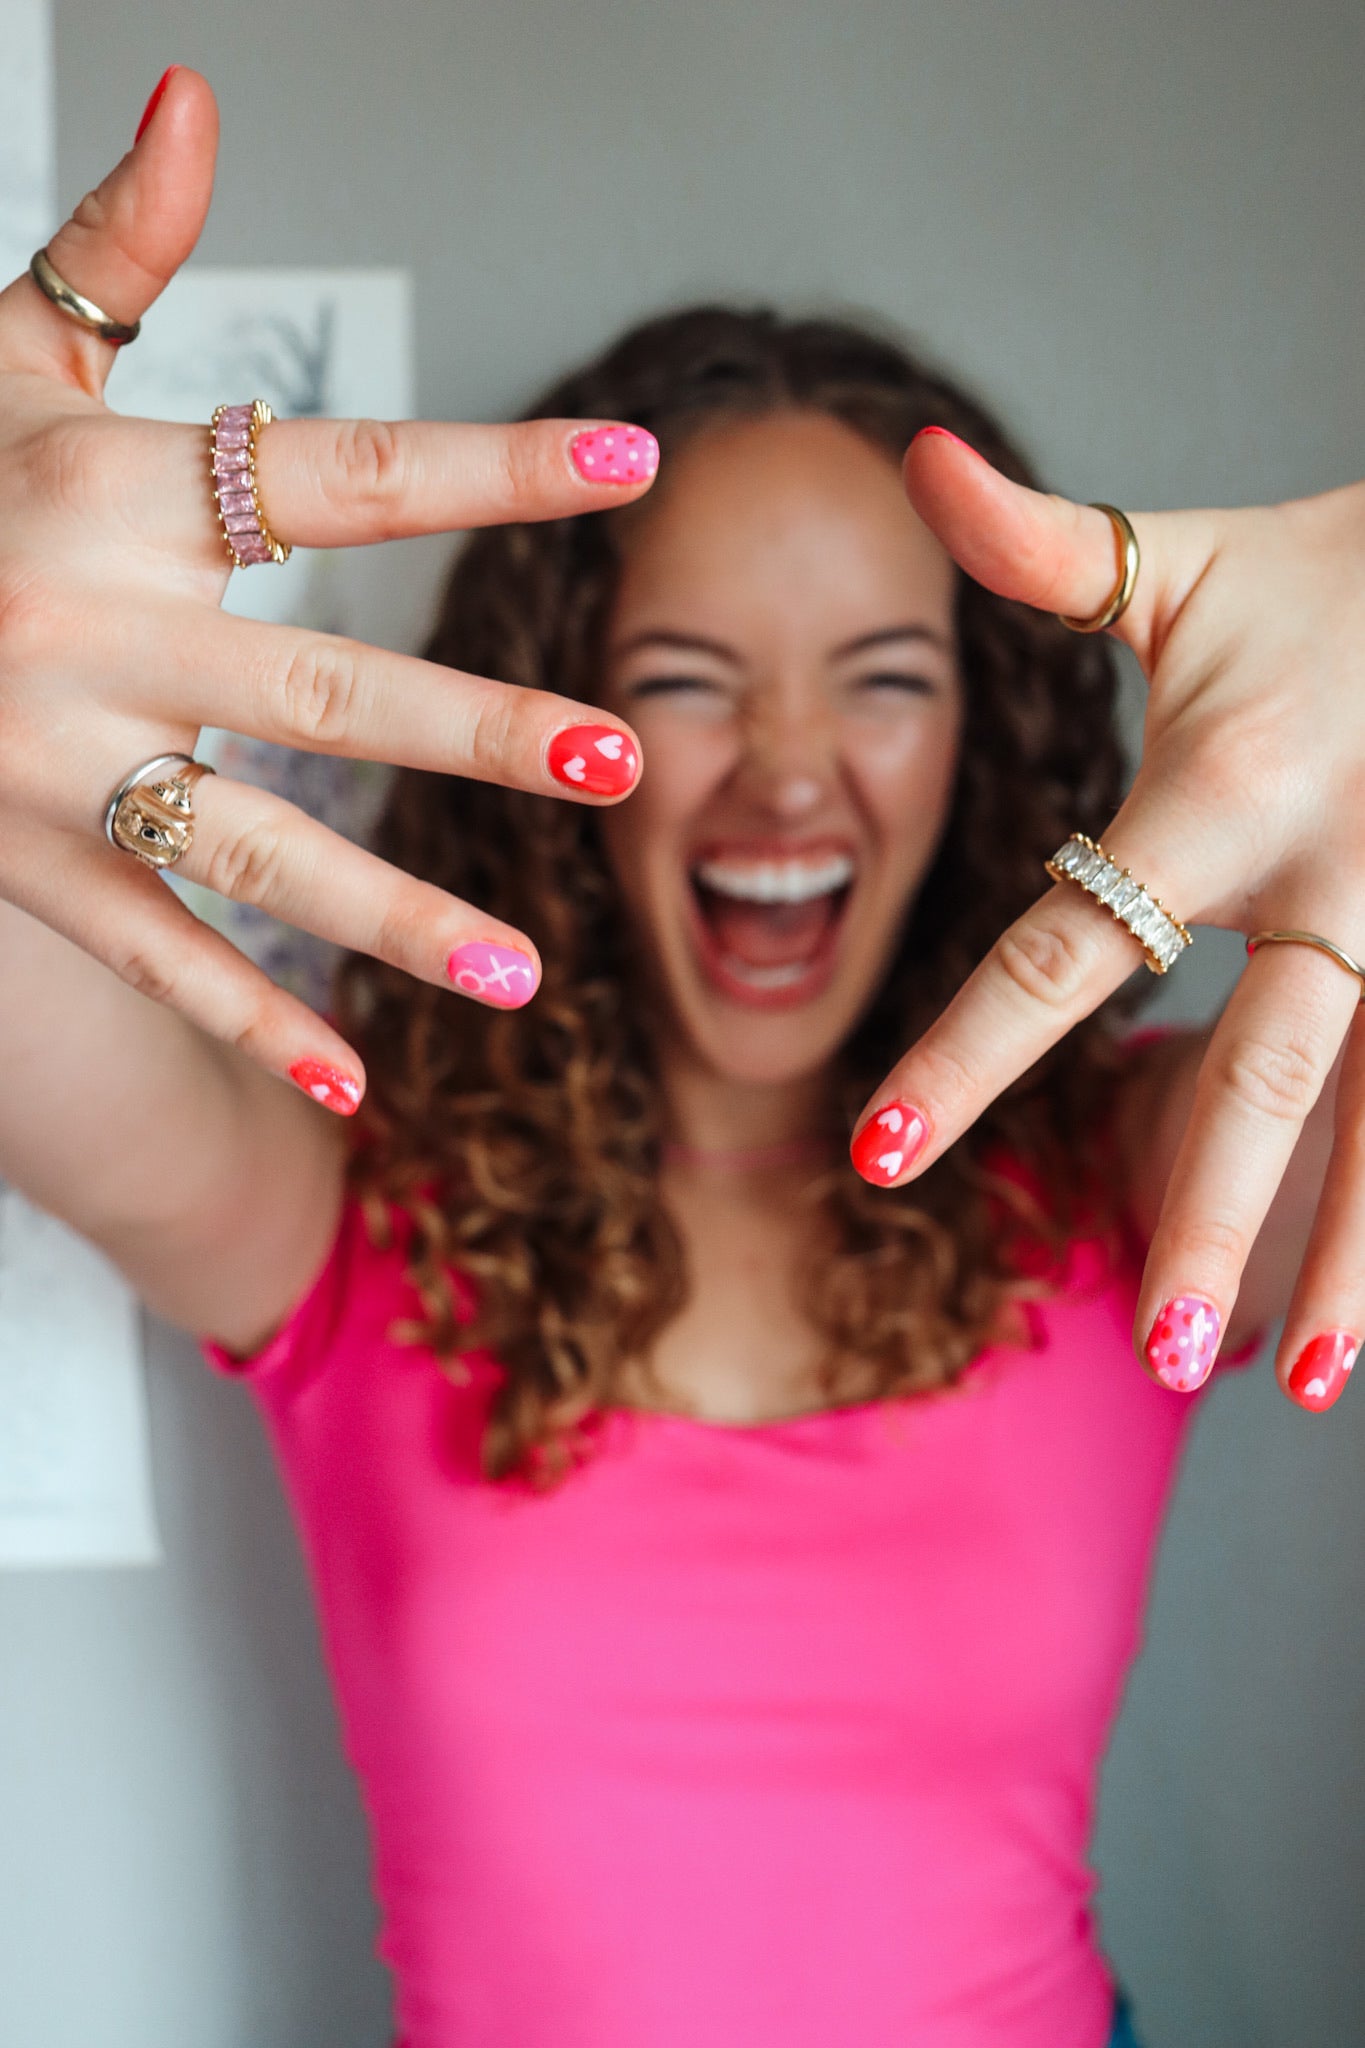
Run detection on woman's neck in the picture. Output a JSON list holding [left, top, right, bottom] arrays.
[[658, 1054, 840, 1171]]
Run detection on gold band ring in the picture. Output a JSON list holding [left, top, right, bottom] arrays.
[[1057, 504, 1140, 635], [29, 247, 141, 347], [1245, 930, 1365, 1004], [105, 754, 216, 871], [1046, 833, 1192, 975]]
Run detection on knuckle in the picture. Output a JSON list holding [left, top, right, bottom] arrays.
[[1168, 1211, 1249, 1284], [111, 942, 179, 1009], [278, 641, 361, 745], [198, 816, 287, 908], [463, 684, 525, 781], [330, 417, 407, 517], [1216, 1031, 1321, 1124], [995, 914, 1097, 1011]]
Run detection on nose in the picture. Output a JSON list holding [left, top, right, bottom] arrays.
[[733, 692, 839, 820]]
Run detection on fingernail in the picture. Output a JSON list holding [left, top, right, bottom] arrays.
[[446, 941, 539, 1009], [570, 425, 660, 486], [289, 1058, 362, 1116], [913, 425, 971, 453], [1287, 1330, 1358, 1413], [1144, 1294, 1221, 1392], [548, 723, 640, 796], [135, 65, 178, 144], [850, 1101, 930, 1186]]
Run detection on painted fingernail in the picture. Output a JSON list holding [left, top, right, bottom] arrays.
[[570, 425, 660, 486], [913, 425, 972, 453], [850, 1101, 930, 1186], [1145, 1293, 1221, 1392], [1287, 1330, 1358, 1413], [289, 1059, 362, 1117], [135, 65, 178, 144], [548, 724, 640, 796], [446, 941, 539, 1009]]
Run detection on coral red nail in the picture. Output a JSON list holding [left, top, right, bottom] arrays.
[[570, 425, 660, 486], [446, 941, 539, 1009], [1145, 1294, 1220, 1392], [135, 66, 178, 144], [850, 1102, 929, 1186], [913, 425, 971, 453], [1287, 1330, 1358, 1413], [289, 1059, 362, 1116], [548, 724, 640, 796]]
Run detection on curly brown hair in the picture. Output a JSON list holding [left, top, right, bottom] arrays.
[[335, 304, 1147, 1488]]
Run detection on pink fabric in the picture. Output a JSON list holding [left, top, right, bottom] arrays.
[[202, 1180, 1253, 2048]]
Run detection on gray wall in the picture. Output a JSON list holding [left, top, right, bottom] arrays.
[[3, 1, 1363, 2042]]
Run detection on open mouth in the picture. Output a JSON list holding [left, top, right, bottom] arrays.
[[687, 847, 857, 1008]]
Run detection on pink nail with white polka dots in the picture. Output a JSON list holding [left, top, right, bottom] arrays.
[[570, 424, 660, 485], [1145, 1293, 1221, 1392]]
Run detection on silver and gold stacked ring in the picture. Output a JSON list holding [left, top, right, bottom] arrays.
[[105, 754, 216, 871], [1045, 833, 1192, 975]]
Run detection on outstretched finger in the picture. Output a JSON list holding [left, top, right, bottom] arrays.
[[0, 67, 218, 392], [1273, 1009, 1365, 1414], [848, 803, 1215, 1189], [1130, 936, 1358, 1391], [175, 772, 543, 1011], [902, 426, 1222, 672], [2, 818, 368, 1116]]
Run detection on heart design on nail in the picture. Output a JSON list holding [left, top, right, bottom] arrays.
[[877, 1107, 905, 1134], [561, 756, 587, 783], [876, 1151, 904, 1176], [1344, 1349, 1357, 1372], [595, 733, 624, 759], [1304, 1377, 1329, 1399]]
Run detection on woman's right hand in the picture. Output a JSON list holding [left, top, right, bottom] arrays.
[[0, 68, 653, 1115]]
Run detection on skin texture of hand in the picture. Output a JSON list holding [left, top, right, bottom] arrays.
[[852, 426, 1365, 1407], [0, 68, 654, 1113]]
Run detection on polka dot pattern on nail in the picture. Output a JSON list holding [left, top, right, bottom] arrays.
[[1145, 1293, 1220, 1393], [570, 425, 661, 485]]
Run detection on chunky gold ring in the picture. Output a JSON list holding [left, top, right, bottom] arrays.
[[1056, 504, 1140, 634], [29, 246, 141, 346], [1046, 832, 1192, 975], [210, 400, 292, 569], [1246, 930, 1365, 1004], [105, 753, 216, 870]]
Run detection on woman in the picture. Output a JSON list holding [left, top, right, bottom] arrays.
[[2, 69, 1362, 2048]]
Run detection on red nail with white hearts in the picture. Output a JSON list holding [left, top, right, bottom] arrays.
[[289, 1058, 363, 1116], [1287, 1330, 1358, 1413], [850, 1100, 930, 1186], [1144, 1293, 1221, 1392], [547, 724, 640, 797]]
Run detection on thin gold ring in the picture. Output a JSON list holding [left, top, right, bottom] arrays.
[[1057, 504, 1140, 634], [1245, 930, 1365, 1004], [29, 246, 141, 346]]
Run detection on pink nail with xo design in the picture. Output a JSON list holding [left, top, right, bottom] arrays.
[[570, 425, 660, 485], [547, 724, 640, 796], [289, 1059, 363, 1116], [1287, 1330, 1358, 1413], [1145, 1294, 1221, 1392], [446, 942, 539, 1009], [850, 1101, 930, 1186]]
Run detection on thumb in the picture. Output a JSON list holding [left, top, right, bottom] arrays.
[[1, 66, 219, 390], [903, 425, 1217, 667]]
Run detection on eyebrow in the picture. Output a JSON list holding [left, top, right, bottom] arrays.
[[610, 623, 952, 663]]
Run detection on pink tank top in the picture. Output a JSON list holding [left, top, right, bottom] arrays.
[[202, 1190, 1251, 2048]]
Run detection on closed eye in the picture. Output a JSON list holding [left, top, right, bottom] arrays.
[[855, 670, 938, 697], [626, 674, 727, 701]]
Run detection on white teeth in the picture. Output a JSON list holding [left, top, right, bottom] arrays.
[[693, 853, 855, 904], [718, 957, 811, 989]]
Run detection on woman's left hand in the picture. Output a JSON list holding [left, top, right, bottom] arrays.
[[851, 427, 1365, 1401]]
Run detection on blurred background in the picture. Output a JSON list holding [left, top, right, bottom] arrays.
[[1, 1, 1363, 2042]]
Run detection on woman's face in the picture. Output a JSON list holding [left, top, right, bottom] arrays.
[[597, 408, 963, 1088]]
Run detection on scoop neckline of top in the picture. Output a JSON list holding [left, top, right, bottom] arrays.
[[602, 1370, 990, 1437]]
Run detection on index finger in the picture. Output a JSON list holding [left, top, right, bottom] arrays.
[[849, 845, 1175, 1187]]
